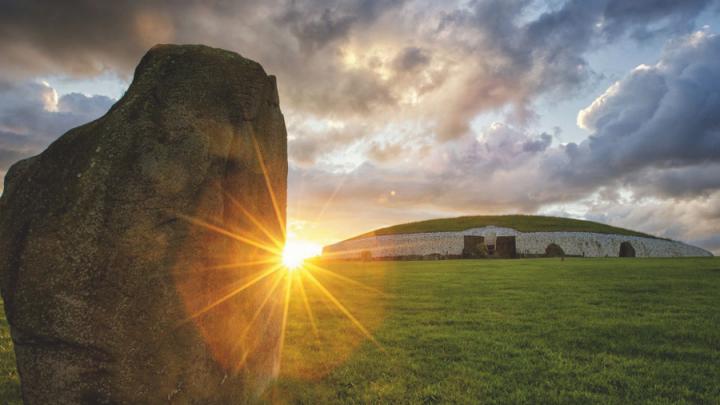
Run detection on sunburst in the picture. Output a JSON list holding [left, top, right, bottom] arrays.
[[173, 134, 385, 387], [282, 240, 321, 271]]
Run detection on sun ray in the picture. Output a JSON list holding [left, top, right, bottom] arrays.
[[321, 238, 431, 259], [224, 191, 284, 250], [181, 258, 279, 273], [251, 135, 286, 238], [297, 271, 319, 337], [277, 271, 293, 373], [304, 262, 388, 297], [242, 272, 285, 337], [176, 213, 282, 255], [236, 273, 285, 374], [231, 270, 286, 372], [303, 271, 383, 350], [183, 263, 282, 322], [312, 171, 349, 223], [282, 241, 321, 270], [174, 187, 387, 380]]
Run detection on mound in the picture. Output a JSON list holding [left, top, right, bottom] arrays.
[[326, 215, 711, 259], [351, 215, 660, 240]]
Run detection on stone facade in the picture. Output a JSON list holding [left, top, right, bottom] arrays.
[[323, 226, 712, 259]]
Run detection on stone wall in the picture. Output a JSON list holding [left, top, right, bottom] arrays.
[[514, 232, 710, 257], [323, 226, 712, 259]]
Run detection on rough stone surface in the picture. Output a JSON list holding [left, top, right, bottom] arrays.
[[0, 44, 287, 404], [324, 226, 712, 259]]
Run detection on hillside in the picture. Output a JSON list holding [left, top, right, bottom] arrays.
[[349, 215, 662, 241]]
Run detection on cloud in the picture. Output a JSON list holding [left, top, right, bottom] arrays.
[[277, 0, 406, 51], [0, 1, 718, 250], [581, 190, 720, 254], [0, 80, 114, 181], [630, 164, 720, 198], [0, 146, 27, 172], [392, 46, 430, 72], [289, 122, 567, 220], [287, 117, 370, 166], [430, 0, 714, 139], [288, 30, 720, 249], [560, 30, 720, 196], [0, 1, 181, 78], [691, 234, 720, 253], [279, 7, 356, 53], [1, 0, 714, 142], [366, 141, 410, 163], [522, 133, 553, 152]]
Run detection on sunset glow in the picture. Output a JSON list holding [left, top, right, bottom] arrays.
[[3, 2, 720, 403], [282, 240, 322, 270], [170, 134, 385, 388]]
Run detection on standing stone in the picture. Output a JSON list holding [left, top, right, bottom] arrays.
[[0, 44, 288, 404]]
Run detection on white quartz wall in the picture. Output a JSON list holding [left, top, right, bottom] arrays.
[[323, 232, 465, 258], [515, 232, 710, 257], [323, 226, 712, 259]]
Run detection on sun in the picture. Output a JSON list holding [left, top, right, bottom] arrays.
[[282, 240, 321, 270]]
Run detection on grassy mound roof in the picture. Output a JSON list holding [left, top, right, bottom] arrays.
[[349, 215, 661, 240]]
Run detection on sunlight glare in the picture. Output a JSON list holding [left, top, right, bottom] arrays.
[[282, 240, 321, 270]]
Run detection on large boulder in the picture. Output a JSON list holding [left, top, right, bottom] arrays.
[[0, 44, 288, 403]]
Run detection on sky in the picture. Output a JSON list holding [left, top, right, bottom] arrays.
[[1, 0, 719, 254]]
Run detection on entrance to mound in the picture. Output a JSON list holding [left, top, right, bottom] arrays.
[[463, 235, 516, 258], [463, 236, 486, 257], [545, 243, 565, 257], [619, 241, 636, 257], [495, 236, 516, 258]]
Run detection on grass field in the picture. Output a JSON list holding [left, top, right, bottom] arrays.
[[273, 258, 719, 403], [1, 258, 719, 404], [0, 300, 20, 405], [351, 214, 662, 240]]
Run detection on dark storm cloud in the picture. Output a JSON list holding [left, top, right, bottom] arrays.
[[0, 0, 182, 78], [557, 31, 720, 197], [1, 0, 715, 141], [278, 0, 404, 52], [392, 47, 430, 72], [0, 0, 403, 76], [522, 133, 552, 152], [432, 0, 715, 138], [630, 165, 720, 198]]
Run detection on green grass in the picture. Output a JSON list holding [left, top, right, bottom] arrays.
[[1, 258, 718, 404], [273, 258, 720, 404], [349, 215, 662, 240], [0, 301, 21, 404]]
